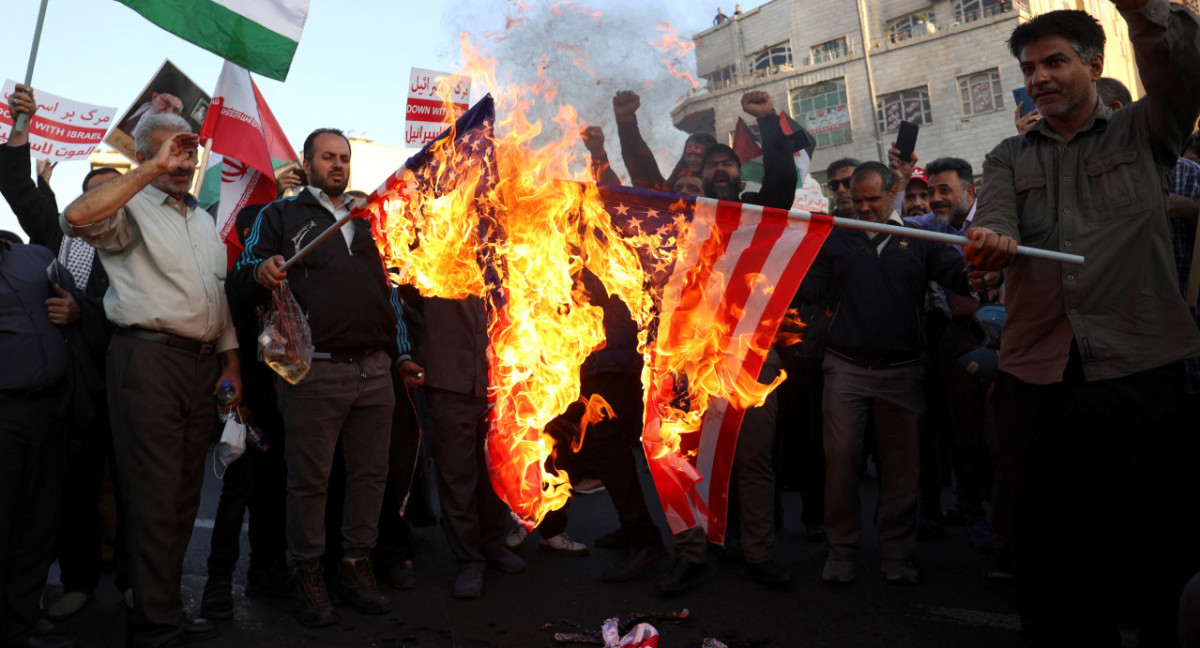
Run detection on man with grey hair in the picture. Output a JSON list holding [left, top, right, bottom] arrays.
[[62, 112, 239, 647]]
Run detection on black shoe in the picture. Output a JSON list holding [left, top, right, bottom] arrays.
[[24, 635, 76, 648], [181, 618, 220, 643], [338, 557, 394, 615], [294, 564, 338, 628], [199, 579, 233, 621], [593, 527, 633, 549], [657, 559, 707, 595], [601, 545, 669, 583], [743, 559, 793, 589]]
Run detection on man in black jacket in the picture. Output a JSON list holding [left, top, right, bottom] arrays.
[[799, 162, 988, 586], [0, 83, 124, 625], [234, 128, 397, 628]]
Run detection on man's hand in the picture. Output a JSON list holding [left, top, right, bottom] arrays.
[[7, 84, 37, 147], [1014, 103, 1042, 135], [275, 166, 303, 197], [612, 91, 641, 123], [256, 255, 287, 290], [966, 270, 1003, 302], [741, 90, 775, 118], [1168, 194, 1200, 225], [398, 359, 425, 389], [887, 143, 917, 187], [580, 125, 606, 156], [965, 227, 1018, 271], [214, 351, 243, 410], [36, 159, 57, 183], [45, 284, 81, 325], [150, 131, 199, 175]]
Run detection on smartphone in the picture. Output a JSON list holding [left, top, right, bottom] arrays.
[[1012, 87, 1036, 117], [895, 120, 919, 163]]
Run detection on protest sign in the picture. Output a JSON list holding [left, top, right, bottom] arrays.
[[106, 60, 210, 161], [0, 80, 116, 162], [405, 68, 470, 147]]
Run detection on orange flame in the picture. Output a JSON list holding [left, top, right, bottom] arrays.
[[647, 22, 699, 91]]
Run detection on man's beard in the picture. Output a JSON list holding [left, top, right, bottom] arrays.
[[933, 196, 970, 227], [704, 172, 740, 201]]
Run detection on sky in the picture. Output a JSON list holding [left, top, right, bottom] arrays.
[[0, 0, 766, 242]]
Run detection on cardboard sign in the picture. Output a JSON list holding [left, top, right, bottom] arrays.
[[0, 80, 117, 162], [405, 67, 470, 147], [106, 60, 211, 161]]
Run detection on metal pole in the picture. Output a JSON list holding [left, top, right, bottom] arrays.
[[14, 0, 50, 133], [855, 0, 888, 163], [278, 206, 360, 272]]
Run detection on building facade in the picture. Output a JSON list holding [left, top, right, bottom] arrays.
[[673, 0, 1149, 185]]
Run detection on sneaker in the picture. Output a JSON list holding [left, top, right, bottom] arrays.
[[600, 545, 669, 583], [338, 556, 393, 615], [199, 579, 233, 621], [539, 533, 589, 557], [453, 567, 483, 599], [916, 513, 946, 540], [294, 564, 338, 628], [743, 559, 792, 589], [382, 560, 417, 590], [657, 558, 707, 595], [572, 477, 606, 495], [484, 546, 526, 573], [46, 592, 91, 620], [822, 553, 855, 585], [882, 559, 919, 585], [505, 524, 529, 550], [967, 518, 993, 551]]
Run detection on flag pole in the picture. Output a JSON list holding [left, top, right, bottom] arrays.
[[190, 139, 214, 197], [278, 202, 364, 272], [14, 0, 51, 133], [747, 203, 1085, 265]]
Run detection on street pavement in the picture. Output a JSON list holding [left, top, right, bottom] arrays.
[[45, 458, 1026, 648]]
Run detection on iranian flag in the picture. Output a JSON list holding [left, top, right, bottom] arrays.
[[200, 62, 298, 268], [115, 0, 308, 81]]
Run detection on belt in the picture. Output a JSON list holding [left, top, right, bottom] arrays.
[[118, 327, 217, 355], [826, 346, 921, 370], [312, 348, 379, 363]]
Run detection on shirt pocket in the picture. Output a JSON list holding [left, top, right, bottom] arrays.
[[1085, 149, 1150, 223], [1013, 172, 1053, 245]]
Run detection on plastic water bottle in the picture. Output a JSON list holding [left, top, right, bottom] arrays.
[[245, 421, 270, 453], [216, 380, 236, 422]]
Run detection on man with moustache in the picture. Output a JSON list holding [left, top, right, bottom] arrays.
[[235, 128, 398, 627], [61, 113, 239, 647], [900, 167, 931, 218], [799, 162, 993, 586], [657, 90, 797, 595], [824, 158, 859, 219], [966, 2, 1200, 643]]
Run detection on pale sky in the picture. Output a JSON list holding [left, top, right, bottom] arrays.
[[0, 0, 765, 242]]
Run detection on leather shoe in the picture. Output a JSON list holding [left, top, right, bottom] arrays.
[[200, 579, 233, 621], [657, 558, 707, 595], [483, 546, 525, 573], [23, 635, 76, 648], [593, 527, 632, 549], [743, 559, 792, 588], [182, 618, 219, 642], [453, 567, 483, 599], [383, 560, 417, 590], [600, 545, 668, 583]]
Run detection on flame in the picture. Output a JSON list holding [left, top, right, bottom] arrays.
[[369, 7, 788, 530], [647, 22, 699, 91]]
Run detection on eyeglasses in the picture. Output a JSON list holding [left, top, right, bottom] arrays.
[[829, 178, 852, 190]]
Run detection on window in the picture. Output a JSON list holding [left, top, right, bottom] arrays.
[[789, 79, 852, 148], [953, 0, 1009, 23], [887, 12, 935, 42], [876, 86, 932, 132], [749, 43, 793, 73], [958, 69, 1004, 116], [706, 65, 735, 88], [811, 37, 850, 65]]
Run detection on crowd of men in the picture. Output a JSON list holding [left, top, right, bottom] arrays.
[[2, 0, 1199, 647]]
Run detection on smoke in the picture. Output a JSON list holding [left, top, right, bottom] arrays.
[[442, 0, 710, 182]]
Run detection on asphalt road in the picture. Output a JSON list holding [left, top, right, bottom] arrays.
[[45, 459, 1027, 648]]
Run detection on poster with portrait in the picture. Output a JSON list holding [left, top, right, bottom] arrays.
[[105, 60, 210, 161]]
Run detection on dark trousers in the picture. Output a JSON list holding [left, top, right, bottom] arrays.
[[917, 313, 952, 517], [773, 350, 826, 530], [1000, 353, 1199, 648], [55, 409, 108, 595], [574, 371, 662, 548], [939, 317, 994, 517], [0, 391, 66, 641], [427, 388, 508, 568], [108, 335, 217, 648]]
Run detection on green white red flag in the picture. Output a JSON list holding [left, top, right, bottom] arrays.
[[114, 0, 308, 81]]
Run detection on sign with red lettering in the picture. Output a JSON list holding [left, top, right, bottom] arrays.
[[0, 80, 117, 162], [405, 67, 470, 147]]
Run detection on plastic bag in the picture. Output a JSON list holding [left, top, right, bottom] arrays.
[[212, 416, 246, 479], [259, 280, 314, 385]]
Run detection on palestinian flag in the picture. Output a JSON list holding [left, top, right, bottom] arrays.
[[115, 0, 309, 81]]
